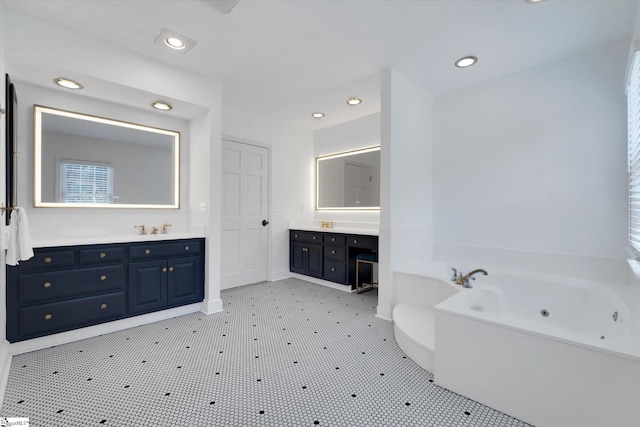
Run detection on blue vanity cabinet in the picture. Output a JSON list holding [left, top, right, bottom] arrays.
[[128, 240, 204, 314], [6, 238, 205, 343], [290, 231, 323, 278], [289, 230, 378, 288]]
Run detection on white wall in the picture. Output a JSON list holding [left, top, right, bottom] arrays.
[[222, 106, 313, 280], [313, 112, 381, 225], [433, 40, 630, 281], [378, 69, 434, 320]]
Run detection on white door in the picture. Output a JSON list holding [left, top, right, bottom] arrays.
[[221, 140, 269, 289], [345, 163, 372, 207]]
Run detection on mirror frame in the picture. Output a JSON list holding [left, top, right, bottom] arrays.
[[34, 105, 180, 209], [315, 145, 380, 211]]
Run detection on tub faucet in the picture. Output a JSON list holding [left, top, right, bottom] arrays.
[[456, 269, 488, 288]]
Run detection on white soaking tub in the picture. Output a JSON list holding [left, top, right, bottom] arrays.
[[434, 273, 640, 427]]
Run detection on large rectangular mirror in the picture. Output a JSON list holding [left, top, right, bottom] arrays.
[[316, 146, 380, 210], [34, 105, 180, 209]]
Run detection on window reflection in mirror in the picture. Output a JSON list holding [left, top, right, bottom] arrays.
[[34, 105, 180, 208], [316, 146, 380, 210]]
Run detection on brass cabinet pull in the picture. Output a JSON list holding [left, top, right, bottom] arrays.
[[44, 313, 53, 320], [294, 234, 298, 238], [331, 268, 336, 272], [168, 266, 174, 272], [184, 246, 190, 251], [44, 257, 52, 263], [162, 267, 167, 273], [43, 282, 51, 288], [312, 236, 317, 240], [353, 239, 358, 244], [100, 252, 107, 259], [100, 303, 107, 310], [331, 250, 336, 255], [100, 275, 107, 281], [331, 237, 336, 242], [144, 249, 151, 255]]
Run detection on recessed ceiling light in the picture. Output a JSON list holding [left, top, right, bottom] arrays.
[[524, 0, 546, 3], [54, 78, 83, 90], [455, 56, 478, 68], [346, 97, 362, 106], [165, 37, 186, 50], [154, 29, 196, 55], [311, 112, 325, 118], [152, 101, 173, 111]]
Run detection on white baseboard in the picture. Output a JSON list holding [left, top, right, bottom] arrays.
[[0, 340, 12, 406], [271, 269, 293, 281], [376, 305, 393, 321], [200, 298, 223, 314], [9, 303, 203, 355], [289, 273, 354, 293]]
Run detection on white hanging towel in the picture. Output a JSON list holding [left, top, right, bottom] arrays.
[[6, 207, 34, 266]]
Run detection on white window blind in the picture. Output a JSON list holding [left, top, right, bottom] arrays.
[[628, 52, 640, 253], [60, 161, 114, 204]]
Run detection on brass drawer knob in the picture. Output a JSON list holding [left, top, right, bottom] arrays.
[[294, 234, 298, 238], [43, 282, 52, 289], [44, 257, 52, 263], [331, 250, 336, 255], [169, 266, 174, 272], [100, 275, 107, 281], [312, 236, 317, 240], [184, 246, 190, 251], [353, 239, 358, 244], [100, 303, 107, 310], [331, 237, 336, 242], [44, 313, 53, 320], [331, 268, 336, 272], [144, 249, 151, 255], [162, 267, 167, 273], [100, 252, 107, 259]]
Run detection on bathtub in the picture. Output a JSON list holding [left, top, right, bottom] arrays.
[[434, 272, 640, 427]]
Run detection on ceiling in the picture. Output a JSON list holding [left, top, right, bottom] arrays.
[[3, 0, 637, 130]]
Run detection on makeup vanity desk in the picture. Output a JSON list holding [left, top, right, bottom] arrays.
[[6, 234, 205, 343], [289, 227, 378, 290]]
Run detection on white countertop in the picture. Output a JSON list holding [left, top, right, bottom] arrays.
[[289, 225, 379, 236], [31, 232, 206, 248]]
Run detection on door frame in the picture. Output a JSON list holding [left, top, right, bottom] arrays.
[[221, 135, 272, 284]]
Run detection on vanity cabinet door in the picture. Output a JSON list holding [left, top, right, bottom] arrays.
[[128, 260, 168, 313], [167, 256, 203, 305], [290, 242, 323, 278], [290, 242, 307, 274], [306, 244, 323, 278]]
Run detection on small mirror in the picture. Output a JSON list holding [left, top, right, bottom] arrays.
[[316, 146, 380, 210], [34, 105, 180, 209]]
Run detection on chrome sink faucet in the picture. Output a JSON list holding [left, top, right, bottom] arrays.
[[455, 269, 488, 288]]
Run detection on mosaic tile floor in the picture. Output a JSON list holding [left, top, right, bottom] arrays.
[[1, 278, 531, 426]]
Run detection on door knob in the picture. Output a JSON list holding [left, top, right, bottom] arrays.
[[262, 219, 269, 227]]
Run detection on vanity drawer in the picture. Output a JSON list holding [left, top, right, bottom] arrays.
[[347, 235, 378, 250], [19, 292, 125, 338], [129, 240, 201, 259], [323, 261, 346, 283], [324, 234, 346, 245], [324, 245, 346, 261], [18, 249, 75, 271], [79, 246, 125, 265], [290, 230, 323, 244], [19, 265, 125, 304]]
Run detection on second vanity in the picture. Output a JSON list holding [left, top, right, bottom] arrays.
[[289, 227, 378, 290], [6, 235, 205, 343]]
